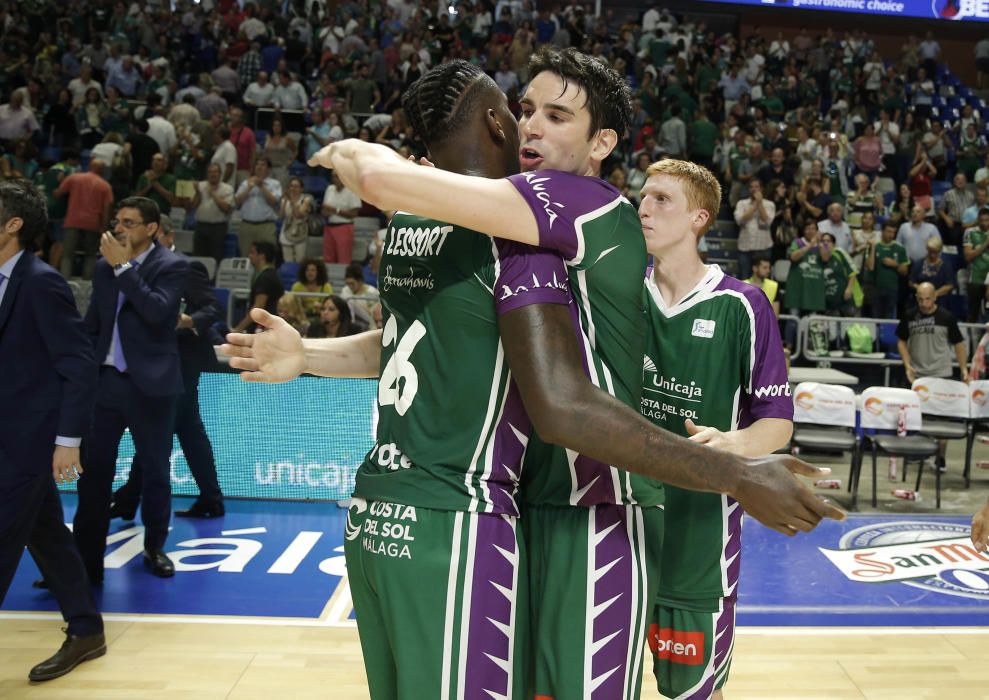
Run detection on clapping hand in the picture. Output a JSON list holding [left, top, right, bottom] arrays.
[[100, 231, 132, 267]]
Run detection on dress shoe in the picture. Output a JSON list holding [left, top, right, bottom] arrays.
[[28, 630, 106, 682], [143, 549, 175, 578], [108, 501, 137, 521], [175, 501, 225, 518]]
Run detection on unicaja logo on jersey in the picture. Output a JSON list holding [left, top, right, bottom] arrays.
[[345, 498, 368, 541]]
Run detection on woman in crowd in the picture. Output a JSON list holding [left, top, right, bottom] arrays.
[[291, 258, 334, 319], [76, 87, 106, 149], [626, 152, 651, 196], [278, 176, 316, 263], [851, 122, 883, 180], [375, 109, 409, 151], [887, 183, 917, 227], [768, 177, 798, 260], [261, 117, 297, 189], [909, 151, 937, 213], [276, 293, 310, 336], [306, 295, 363, 339]]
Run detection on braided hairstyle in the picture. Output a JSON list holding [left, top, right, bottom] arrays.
[[402, 60, 492, 149], [528, 47, 633, 140]]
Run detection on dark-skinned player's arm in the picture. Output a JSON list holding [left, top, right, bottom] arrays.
[[499, 302, 845, 537], [309, 140, 541, 246]]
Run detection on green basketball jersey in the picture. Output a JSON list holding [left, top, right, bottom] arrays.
[[642, 265, 793, 603], [505, 170, 662, 507], [354, 213, 530, 516]]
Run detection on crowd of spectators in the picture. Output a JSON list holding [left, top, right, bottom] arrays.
[[1, 0, 988, 345]]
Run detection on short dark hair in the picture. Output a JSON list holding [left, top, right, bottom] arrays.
[[298, 257, 328, 286], [116, 197, 161, 227], [882, 220, 898, 231], [528, 47, 633, 139], [751, 254, 771, 269], [345, 262, 364, 282], [402, 59, 491, 149], [252, 240, 277, 263], [0, 178, 48, 252]]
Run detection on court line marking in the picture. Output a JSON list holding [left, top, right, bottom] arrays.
[[0, 611, 356, 627], [220, 527, 269, 536]]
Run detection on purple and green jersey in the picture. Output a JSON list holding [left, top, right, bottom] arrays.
[[501, 170, 662, 508], [642, 264, 793, 605]]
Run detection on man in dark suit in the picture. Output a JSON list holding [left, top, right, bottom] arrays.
[[0, 179, 106, 681], [74, 196, 188, 580], [109, 219, 226, 519]]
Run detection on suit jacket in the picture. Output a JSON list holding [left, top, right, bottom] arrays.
[[0, 253, 98, 476], [85, 244, 188, 397], [177, 257, 222, 379]]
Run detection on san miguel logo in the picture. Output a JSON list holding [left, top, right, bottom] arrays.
[[914, 385, 930, 402], [973, 389, 988, 407], [795, 391, 814, 411], [864, 397, 884, 416], [820, 521, 989, 601]]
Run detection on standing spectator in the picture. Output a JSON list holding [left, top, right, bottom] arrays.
[[272, 71, 308, 111], [340, 263, 380, 317], [850, 211, 881, 273], [195, 87, 229, 120], [845, 174, 884, 229], [867, 221, 909, 319], [275, 292, 309, 335], [687, 109, 718, 172], [238, 42, 263, 91], [758, 147, 794, 189], [964, 207, 989, 321], [74, 197, 188, 583], [210, 126, 237, 188], [192, 163, 234, 264], [291, 258, 334, 318], [54, 160, 114, 280], [874, 109, 901, 182], [658, 104, 686, 158], [234, 157, 282, 257], [229, 107, 257, 187], [306, 294, 364, 338], [963, 186, 988, 229], [819, 232, 858, 317], [135, 153, 178, 219], [0, 92, 40, 143], [211, 58, 241, 105], [734, 179, 775, 280], [346, 64, 381, 114], [909, 237, 954, 299], [243, 71, 275, 109], [817, 202, 852, 252], [321, 171, 361, 264], [232, 240, 282, 332], [109, 221, 226, 520], [897, 281, 967, 470], [67, 64, 103, 106], [938, 173, 976, 247], [145, 104, 177, 157], [911, 68, 935, 120], [278, 177, 316, 263], [259, 117, 296, 189], [74, 88, 105, 149], [0, 179, 105, 683], [784, 221, 827, 350], [851, 123, 883, 180], [125, 119, 161, 188], [978, 35, 989, 90], [305, 109, 340, 162], [918, 30, 941, 78], [105, 56, 142, 98], [898, 204, 941, 263], [717, 66, 749, 116], [908, 152, 937, 213]]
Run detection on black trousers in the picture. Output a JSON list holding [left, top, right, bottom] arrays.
[[0, 471, 102, 636], [114, 369, 223, 510], [74, 368, 177, 582]]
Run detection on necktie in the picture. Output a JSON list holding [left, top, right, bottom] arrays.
[[111, 262, 138, 372]]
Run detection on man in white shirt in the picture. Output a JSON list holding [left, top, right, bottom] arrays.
[[641, 4, 660, 33], [192, 163, 234, 263], [67, 64, 103, 106], [0, 92, 40, 142], [273, 71, 308, 111], [243, 71, 275, 108], [234, 158, 282, 257], [734, 178, 775, 280], [210, 126, 238, 188], [146, 104, 177, 157], [817, 202, 852, 252], [321, 171, 362, 264]]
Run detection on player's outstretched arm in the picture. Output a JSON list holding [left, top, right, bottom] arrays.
[[685, 417, 792, 458], [221, 308, 382, 382], [973, 497, 989, 552], [499, 303, 845, 536], [308, 139, 540, 245]]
